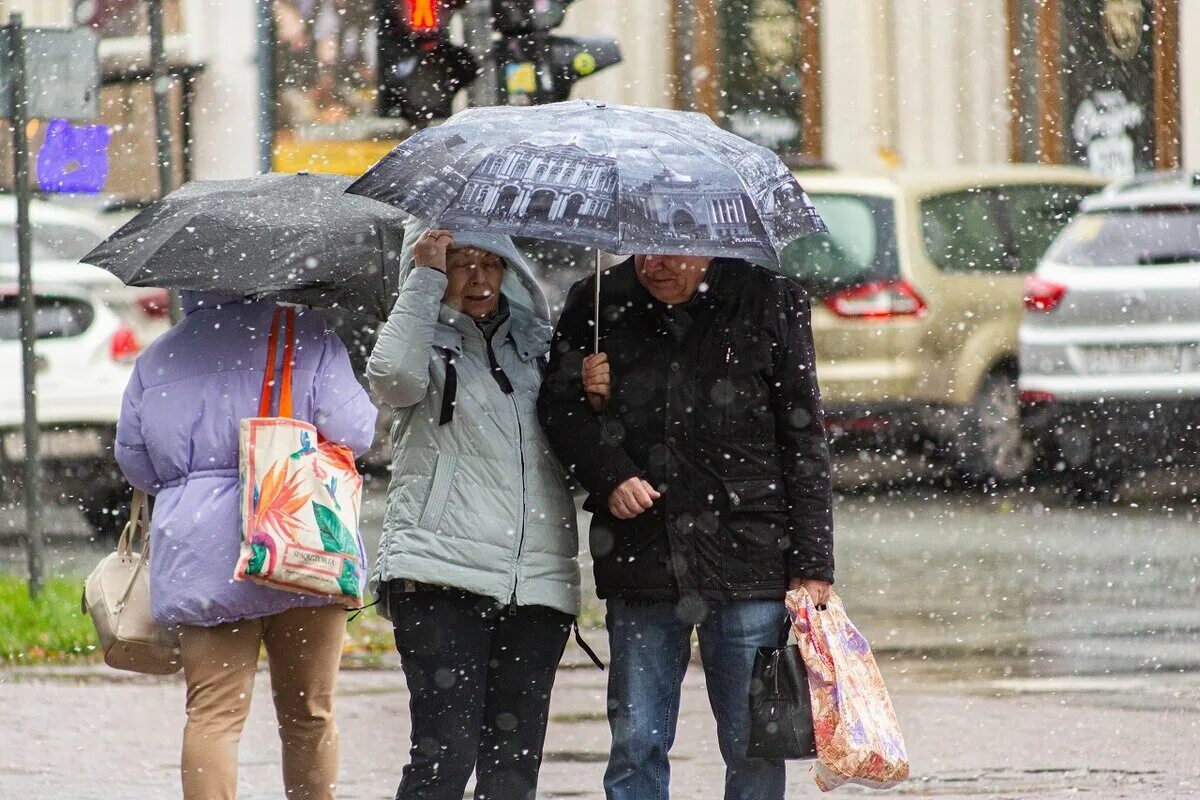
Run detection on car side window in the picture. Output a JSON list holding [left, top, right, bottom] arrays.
[[921, 189, 1012, 273], [998, 184, 1092, 272]]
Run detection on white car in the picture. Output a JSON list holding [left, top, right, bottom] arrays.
[[0, 280, 140, 536], [1019, 171, 1200, 496], [0, 200, 173, 535], [0, 197, 171, 339]]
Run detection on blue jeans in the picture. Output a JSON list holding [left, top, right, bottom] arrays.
[[603, 598, 787, 800]]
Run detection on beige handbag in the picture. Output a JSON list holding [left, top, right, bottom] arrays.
[[83, 490, 181, 674]]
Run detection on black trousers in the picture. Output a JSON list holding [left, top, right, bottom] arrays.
[[388, 586, 572, 800]]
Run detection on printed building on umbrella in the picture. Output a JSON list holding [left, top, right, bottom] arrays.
[[760, 179, 826, 243], [448, 142, 619, 235], [620, 167, 765, 250]]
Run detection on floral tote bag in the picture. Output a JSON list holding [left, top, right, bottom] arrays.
[[234, 307, 365, 601]]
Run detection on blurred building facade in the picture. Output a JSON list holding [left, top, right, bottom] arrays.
[[0, 0, 1195, 205], [564, 0, 1197, 178]]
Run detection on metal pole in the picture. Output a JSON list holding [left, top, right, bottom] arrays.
[[148, 0, 173, 195], [463, 0, 499, 107], [147, 0, 183, 323], [593, 248, 601, 354], [11, 13, 44, 599], [671, 0, 696, 111], [256, 0, 276, 172]]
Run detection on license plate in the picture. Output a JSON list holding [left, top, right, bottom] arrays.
[[1083, 345, 1184, 374], [3, 429, 107, 461]]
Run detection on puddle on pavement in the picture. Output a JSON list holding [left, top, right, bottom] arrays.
[[832, 470, 1200, 683], [896, 767, 1168, 797]]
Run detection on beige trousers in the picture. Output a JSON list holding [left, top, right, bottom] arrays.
[[178, 604, 347, 800]]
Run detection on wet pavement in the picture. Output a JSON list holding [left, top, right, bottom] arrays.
[[2, 656, 1198, 799], [2, 460, 1199, 797], [834, 474, 1200, 683]]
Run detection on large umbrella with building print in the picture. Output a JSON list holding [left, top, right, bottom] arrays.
[[346, 99, 826, 267]]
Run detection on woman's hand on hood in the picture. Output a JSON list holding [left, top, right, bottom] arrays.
[[413, 229, 453, 273]]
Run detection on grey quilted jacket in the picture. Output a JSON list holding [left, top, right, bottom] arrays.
[[366, 221, 580, 617]]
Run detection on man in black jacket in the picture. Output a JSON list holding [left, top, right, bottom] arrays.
[[538, 253, 834, 800]]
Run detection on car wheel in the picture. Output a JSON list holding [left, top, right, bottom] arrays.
[[958, 370, 1035, 484], [81, 484, 132, 542]]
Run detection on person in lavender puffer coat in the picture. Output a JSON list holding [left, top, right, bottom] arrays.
[[115, 290, 376, 800]]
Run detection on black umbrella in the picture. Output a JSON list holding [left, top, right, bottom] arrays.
[[82, 172, 406, 321]]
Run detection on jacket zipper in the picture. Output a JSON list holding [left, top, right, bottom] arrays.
[[508, 390, 527, 611]]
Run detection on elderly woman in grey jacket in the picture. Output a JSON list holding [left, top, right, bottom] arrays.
[[367, 222, 581, 800]]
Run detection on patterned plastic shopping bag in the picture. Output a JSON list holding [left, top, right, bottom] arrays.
[[787, 588, 910, 791], [234, 308, 366, 601]]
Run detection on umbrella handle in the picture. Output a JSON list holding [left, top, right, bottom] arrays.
[[593, 249, 601, 355]]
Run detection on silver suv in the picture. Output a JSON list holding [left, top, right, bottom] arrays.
[[1019, 172, 1200, 495]]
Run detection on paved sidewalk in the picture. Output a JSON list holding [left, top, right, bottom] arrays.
[[1, 656, 1198, 799]]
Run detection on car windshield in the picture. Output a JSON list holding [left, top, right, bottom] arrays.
[[1045, 205, 1200, 266], [776, 193, 898, 295], [0, 222, 103, 263]]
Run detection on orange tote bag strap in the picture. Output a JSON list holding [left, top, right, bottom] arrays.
[[278, 308, 296, 419], [258, 308, 285, 418]]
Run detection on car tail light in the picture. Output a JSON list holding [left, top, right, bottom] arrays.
[[825, 416, 890, 433], [823, 280, 927, 320], [1022, 275, 1066, 312], [109, 325, 141, 363], [137, 289, 171, 319], [1019, 389, 1056, 404]]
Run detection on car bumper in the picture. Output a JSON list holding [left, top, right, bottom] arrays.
[[821, 401, 938, 447], [1019, 372, 1200, 402], [1021, 397, 1200, 468]]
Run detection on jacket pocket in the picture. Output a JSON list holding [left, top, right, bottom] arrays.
[[418, 451, 458, 532], [723, 478, 787, 514], [720, 478, 789, 585], [717, 339, 773, 438]]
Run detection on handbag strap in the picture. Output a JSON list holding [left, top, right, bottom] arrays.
[[777, 616, 794, 648], [115, 490, 152, 611], [439, 349, 458, 426], [257, 307, 296, 419], [116, 490, 150, 558]]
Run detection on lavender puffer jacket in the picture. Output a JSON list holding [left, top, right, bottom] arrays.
[[115, 292, 377, 628]]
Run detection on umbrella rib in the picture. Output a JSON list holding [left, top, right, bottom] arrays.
[[599, 108, 625, 256]]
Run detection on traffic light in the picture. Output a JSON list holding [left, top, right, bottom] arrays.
[[377, 0, 478, 123], [491, 0, 622, 105], [492, 0, 572, 34]]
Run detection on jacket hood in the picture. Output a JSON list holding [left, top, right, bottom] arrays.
[[180, 290, 244, 315], [398, 218, 552, 359]]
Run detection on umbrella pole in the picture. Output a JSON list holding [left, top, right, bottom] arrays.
[[593, 249, 601, 354]]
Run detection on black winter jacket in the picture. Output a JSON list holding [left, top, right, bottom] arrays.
[[537, 258, 834, 602]]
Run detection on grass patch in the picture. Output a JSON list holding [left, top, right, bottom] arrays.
[[0, 577, 597, 669], [578, 597, 605, 631], [0, 577, 98, 664], [341, 612, 396, 668]]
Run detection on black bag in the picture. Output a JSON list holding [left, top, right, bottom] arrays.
[[747, 620, 817, 760]]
